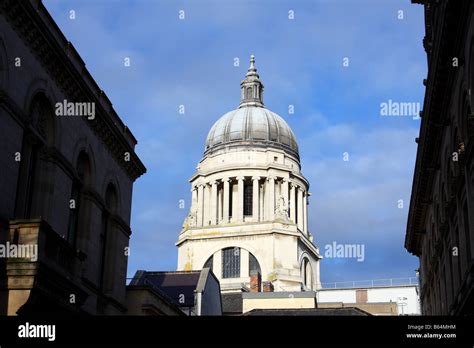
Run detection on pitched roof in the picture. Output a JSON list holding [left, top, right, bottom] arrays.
[[130, 271, 201, 307]]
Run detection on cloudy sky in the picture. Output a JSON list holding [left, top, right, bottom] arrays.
[[44, 0, 426, 285]]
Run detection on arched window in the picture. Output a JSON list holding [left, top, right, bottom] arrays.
[[67, 151, 91, 245], [0, 37, 8, 90], [203, 255, 213, 271], [302, 258, 313, 290], [15, 94, 55, 219], [246, 87, 252, 99], [105, 183, 118, 213], [222, 247, 240, 278], [206, 249, 261, 279], [249, 252, 261, 275], [99, 183, 118, 290]]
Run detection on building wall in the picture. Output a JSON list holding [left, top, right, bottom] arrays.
[[177, 222, 317, 292], [126, 288, 183, 316], [242, 292, 316, 313], [317, 286, 421, 315], [406, 0, 474, 315], [0, 0, 145, 315]]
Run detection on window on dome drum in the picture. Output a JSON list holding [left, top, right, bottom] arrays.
[[249, 252, 261, 275], [222, 247, 240, 278], [302, 258, 313, 289], [203, 255, 213, 271], [243, 182, 253, 216]]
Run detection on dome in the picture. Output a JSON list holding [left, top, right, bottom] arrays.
[[205, 107, 299, 158], [204, 55, 299, 159]]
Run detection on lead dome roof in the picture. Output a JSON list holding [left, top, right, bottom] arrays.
[[204, 55, 299, 159]]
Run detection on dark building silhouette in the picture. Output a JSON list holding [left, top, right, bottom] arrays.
[[0, 0, 146, 314], [407, 0, 474, 315]]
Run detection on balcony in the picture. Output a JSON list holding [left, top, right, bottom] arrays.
[[1, 218, 88, 315]]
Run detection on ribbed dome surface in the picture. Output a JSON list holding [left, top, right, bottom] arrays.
[[204, 106, 299, 157]]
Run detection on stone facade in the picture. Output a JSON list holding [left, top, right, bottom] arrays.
[[407, 0, 474, 315], [0, 0, 145, 315], [177, 56, 321, 292]]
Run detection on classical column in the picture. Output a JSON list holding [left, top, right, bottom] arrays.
[[191, 186, 197, 212], [282, 178, 289, 213], [217, 186, 222, 222], [240, 248, 250, 278], [315, 260, 321, 289], [197, 184, 204, 226], [297, 187, 304, 231], [237, 176, 244, 222], [290, 182, 296, 223], [303, 191, 308, 234], [267, 176, 275, 221], [203, 183, 210, 225], [252, 176, 260, 222], [223, 178, 230, 223], [210, 180, 218, 225]]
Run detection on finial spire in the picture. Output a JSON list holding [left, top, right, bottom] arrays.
[[248, 55, 256, 72], [239, 55, 264, 108]]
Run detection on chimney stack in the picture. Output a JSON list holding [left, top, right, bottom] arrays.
[[262, 281, 274, 292], [249, 271, 261, 292]]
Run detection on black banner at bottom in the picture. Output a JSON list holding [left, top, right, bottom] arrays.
[[0, 316, 472, 346]]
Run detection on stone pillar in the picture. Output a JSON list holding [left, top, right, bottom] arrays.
[[252, 176, 260, 222], [237, 176, 244, 222], [282, 178, 289, 214], [197, 184, 204, 226], [303, 191, 308, 234], [290, 182, 296, 223], [315, 260, 321, 289], [203, 184, 210, 225], [297, 187, 304, 231], [266, 176, 275, 221], [217, 185, 222, 222], [222, 178, 229, 223], [191, 186, 197, 212], [210, 181, 217, 225]]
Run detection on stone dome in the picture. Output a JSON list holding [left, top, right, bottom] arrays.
[[204, 55, 299, 159], [204, 107, 299, 158]]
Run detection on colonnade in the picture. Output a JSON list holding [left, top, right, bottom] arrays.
[[190, 175, 308, 234]]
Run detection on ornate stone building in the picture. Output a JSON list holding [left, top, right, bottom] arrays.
[[406, 0, 474, 315], [0, 0, 145, 314], [177, 56, 321, 292]]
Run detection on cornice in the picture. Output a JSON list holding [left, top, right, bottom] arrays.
[[0, 0, 146, 181]]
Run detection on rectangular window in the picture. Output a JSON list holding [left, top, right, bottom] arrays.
[[243, 182, 253, 216], [222, 247, 240, 278]]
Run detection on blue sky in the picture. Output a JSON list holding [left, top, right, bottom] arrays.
[[44, 0, 426, 285]]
